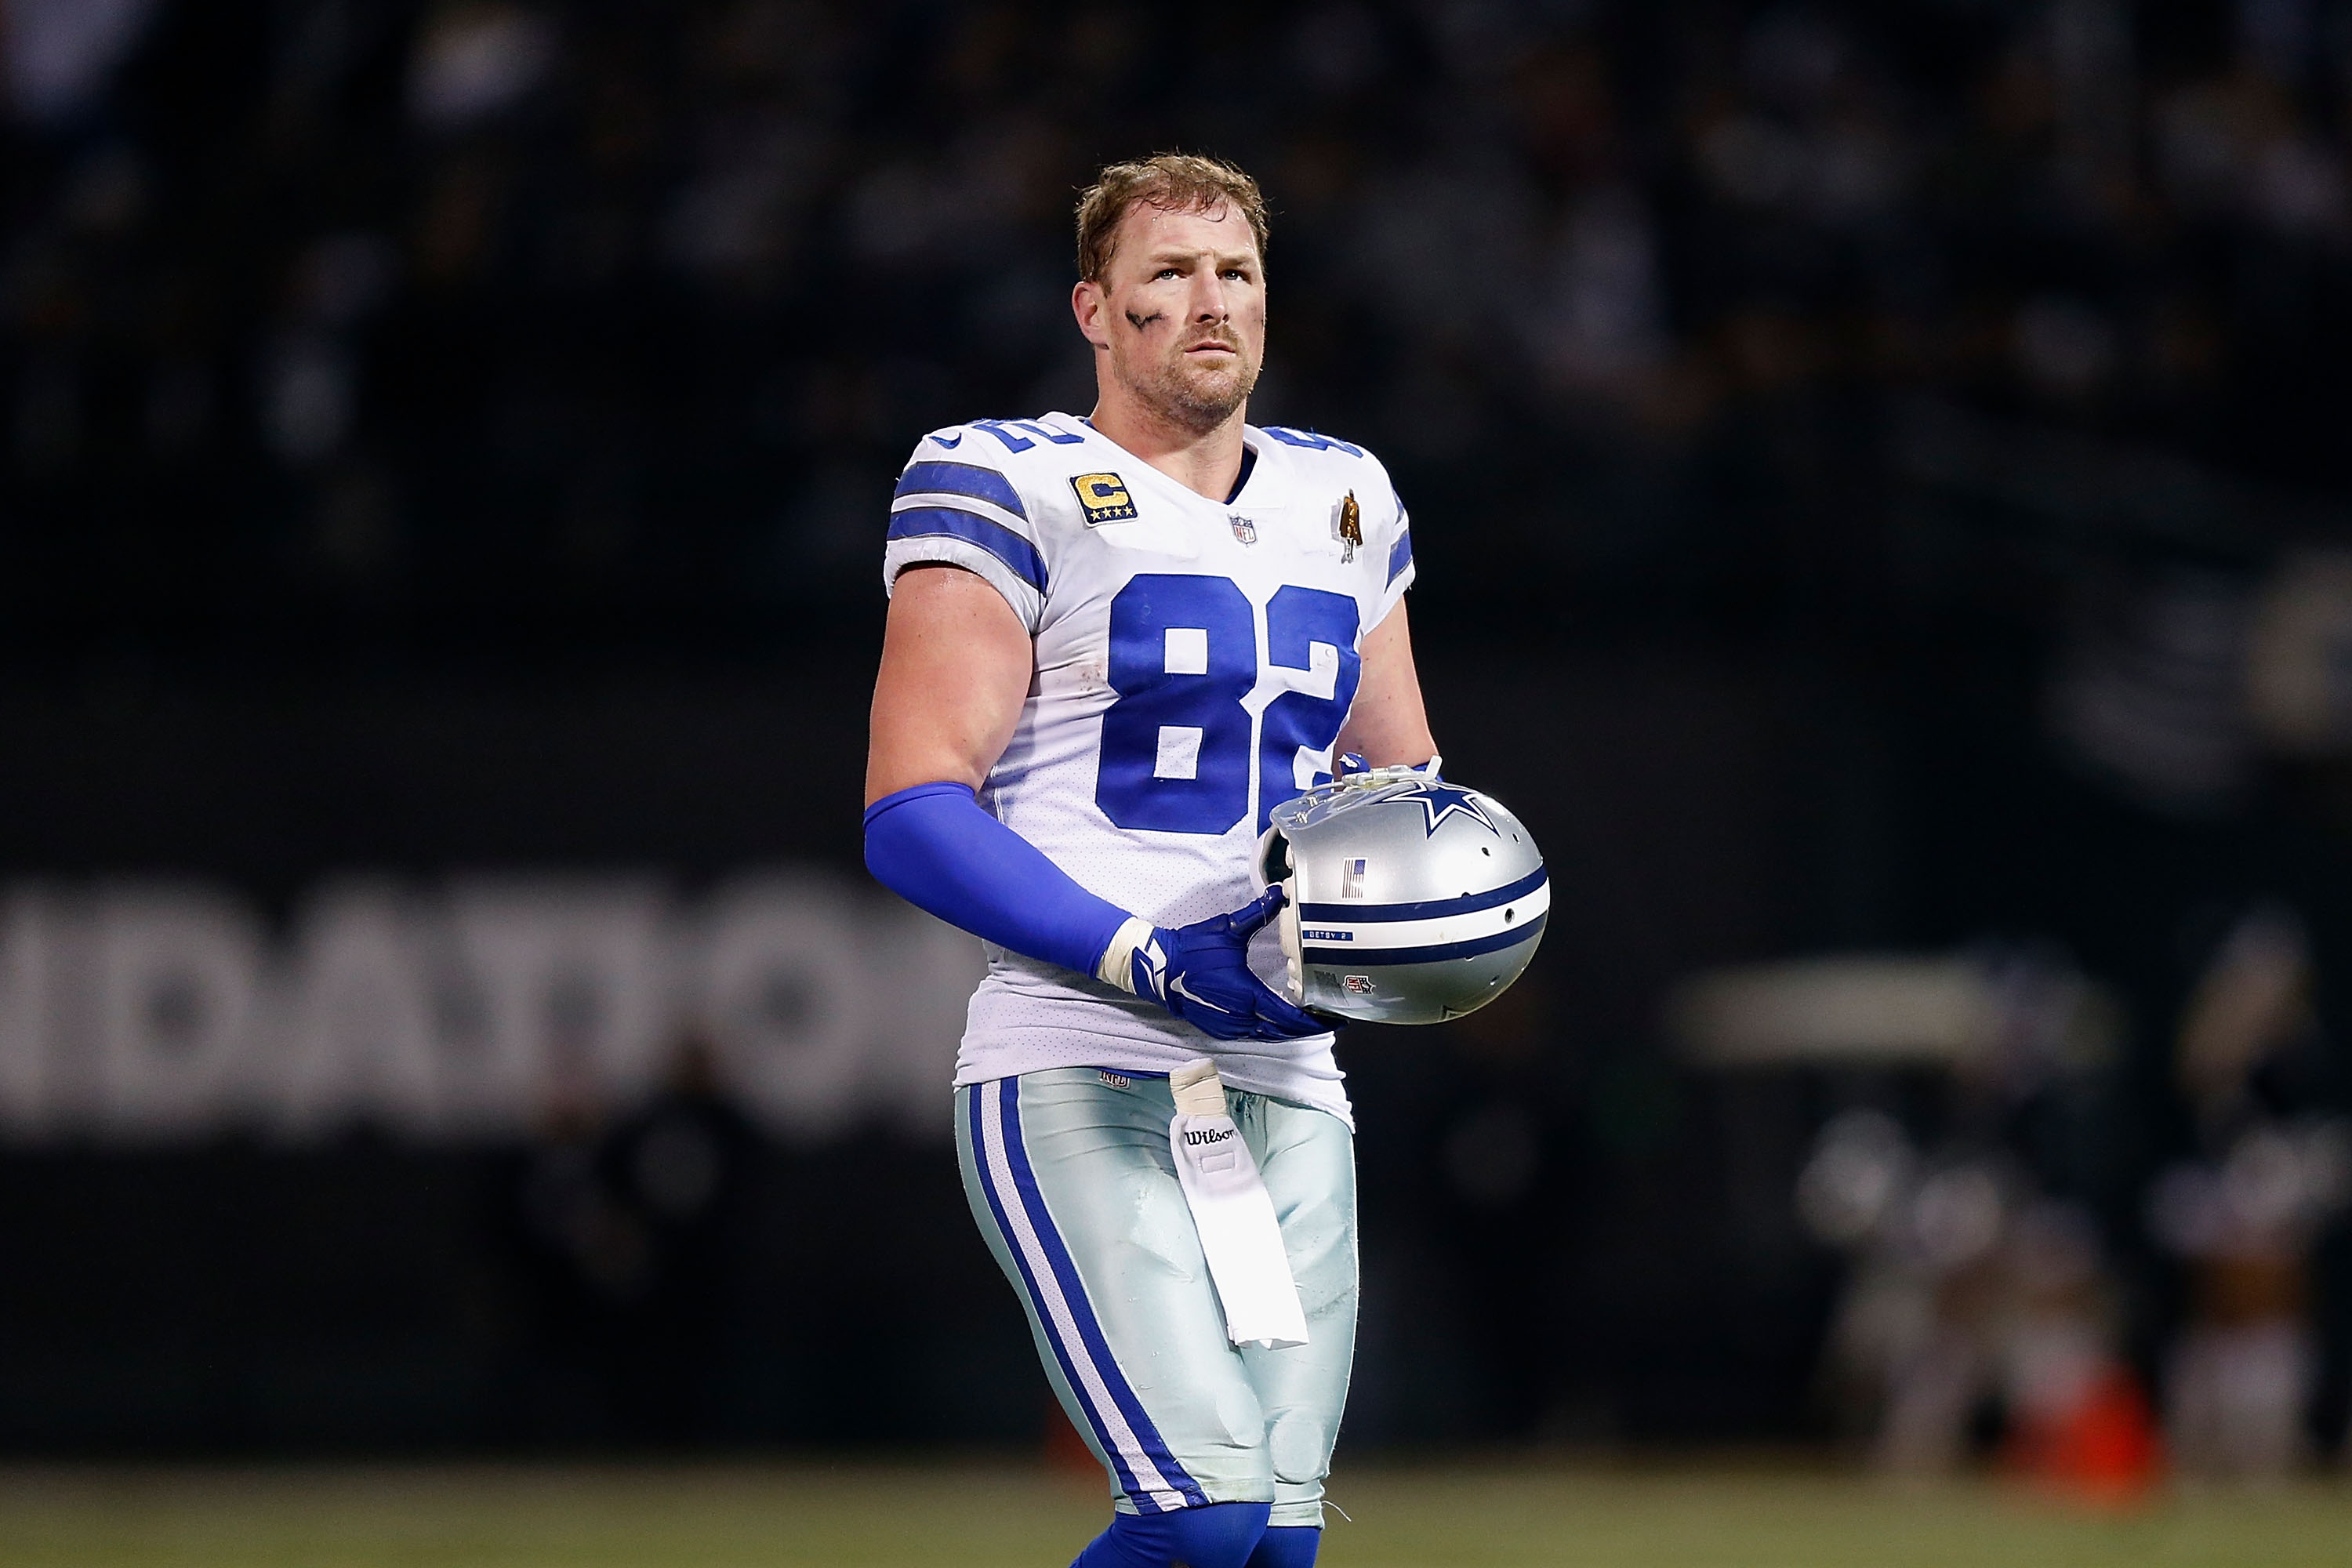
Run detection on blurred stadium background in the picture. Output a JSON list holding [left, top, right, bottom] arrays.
[[4, 0, 2352, 1558]]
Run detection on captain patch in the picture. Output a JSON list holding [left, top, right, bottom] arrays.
[[1070, 472, 1138, 525]]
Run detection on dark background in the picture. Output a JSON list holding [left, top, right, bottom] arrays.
[[3, 0, 2350, 1453]]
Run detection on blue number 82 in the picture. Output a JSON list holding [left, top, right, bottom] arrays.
[[1094, 575, 1362, 836]]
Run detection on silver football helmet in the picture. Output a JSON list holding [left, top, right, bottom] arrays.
[[1256, 765, 1548, 1025]]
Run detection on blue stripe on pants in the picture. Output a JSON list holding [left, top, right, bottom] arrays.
[[996, 1079, 1207, 1508], [967, 1080, 1205, 1511]]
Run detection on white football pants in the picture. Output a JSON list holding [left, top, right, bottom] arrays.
[[956, 1067, 1357, 1527]]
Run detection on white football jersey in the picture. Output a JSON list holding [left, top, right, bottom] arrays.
[[883, 410, 1416, 1123]]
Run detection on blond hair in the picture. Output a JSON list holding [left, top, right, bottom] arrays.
[[1074, 154, 1270, 282]]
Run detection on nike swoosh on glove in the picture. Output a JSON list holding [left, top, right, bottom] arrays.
[[1130, 889, 1327, 1043]]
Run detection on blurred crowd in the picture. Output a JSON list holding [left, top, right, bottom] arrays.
[[1791, 909, 2348, 1483], [2, 0, 2348, 643]]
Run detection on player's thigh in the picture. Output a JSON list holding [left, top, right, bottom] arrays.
[[957, 1069, 1277, 1508], [1236, 1097, 1357, 1504]]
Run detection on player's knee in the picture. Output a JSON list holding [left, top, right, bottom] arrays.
[[1266, 1414, 1330, 1485]]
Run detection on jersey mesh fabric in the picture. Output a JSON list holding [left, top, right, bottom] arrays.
[[885, 412, 1417, 1127]]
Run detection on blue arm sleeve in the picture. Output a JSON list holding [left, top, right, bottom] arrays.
[[862, 782, 1132, 980]]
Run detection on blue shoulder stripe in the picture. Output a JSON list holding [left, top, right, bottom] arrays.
[[896, 460, 1027, 520], [887, 506, 1046, 593], [1387, 524, 1414, 586]]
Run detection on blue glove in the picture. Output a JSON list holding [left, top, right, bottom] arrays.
[[1127, 888, 1327, 1042]]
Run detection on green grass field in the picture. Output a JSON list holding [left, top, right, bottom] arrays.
[[0, 1461, 2346, 1567]]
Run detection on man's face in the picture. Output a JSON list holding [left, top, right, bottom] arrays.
[[1078, 200, 1265, 433]]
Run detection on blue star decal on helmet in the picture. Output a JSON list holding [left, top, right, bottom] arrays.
[[1388, 782, 1497, 837]]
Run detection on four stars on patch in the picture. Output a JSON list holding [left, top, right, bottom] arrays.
[[1069, 472, 1137, 525]]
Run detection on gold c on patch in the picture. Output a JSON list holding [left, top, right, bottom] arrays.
[[1069, 472, 1138, 525]]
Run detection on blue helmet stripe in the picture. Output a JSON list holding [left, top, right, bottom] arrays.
[[1298, 865, 1546, 925], [887, 506, 1047, 591], [1303, 913, 1546, 967], [895, 460, 1029, 519]]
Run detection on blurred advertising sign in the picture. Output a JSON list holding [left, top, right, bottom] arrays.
[[0, 873, 980, 1144], [1670, 952, 2120, 1073]]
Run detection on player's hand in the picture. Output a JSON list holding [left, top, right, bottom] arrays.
[[1131, 889, 1327, 1042]]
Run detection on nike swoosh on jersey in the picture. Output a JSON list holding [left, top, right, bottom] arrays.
[[930, 431, 964, 448]]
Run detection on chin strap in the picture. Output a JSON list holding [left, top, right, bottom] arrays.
[[1333, 753, 1440, 784]]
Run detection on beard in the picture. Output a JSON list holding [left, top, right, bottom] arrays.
[[1116, 335, 1259, 435]]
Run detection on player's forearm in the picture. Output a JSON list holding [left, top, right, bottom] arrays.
[[863, 786, 1316, 1040], [1337, 598, 1436, 766], [862, 782, 1133, 982]]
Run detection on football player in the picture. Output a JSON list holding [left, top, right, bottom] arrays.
[[862, 154, 1436, 1568]]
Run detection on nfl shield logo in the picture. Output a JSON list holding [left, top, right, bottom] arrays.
[[1229, 515, 1257, 545]]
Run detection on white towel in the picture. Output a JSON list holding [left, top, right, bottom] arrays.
[[1167, 1058, 1308, 1349]]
